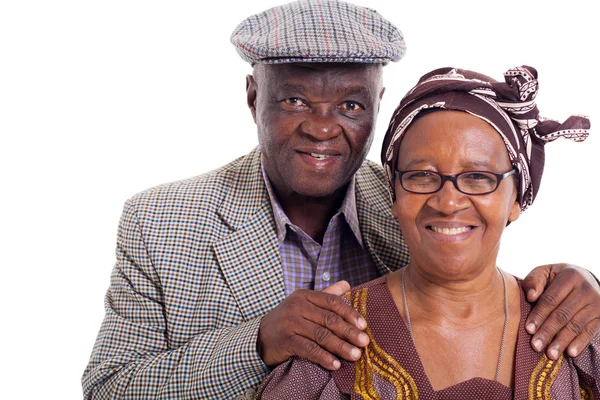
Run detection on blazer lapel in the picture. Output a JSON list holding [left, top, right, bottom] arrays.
[[213, 148, 285, 321], [355, 163, 410, 276]]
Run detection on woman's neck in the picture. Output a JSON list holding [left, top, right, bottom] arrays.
[[387, 263, 521, 390], [397, 264, 509, 326]]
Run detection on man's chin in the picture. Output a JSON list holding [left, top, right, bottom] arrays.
[[289, 179, 349, 199]]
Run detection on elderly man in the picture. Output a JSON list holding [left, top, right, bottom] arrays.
[[82, 1, 600, 399]]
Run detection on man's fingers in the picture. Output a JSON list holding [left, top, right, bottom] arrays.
[[305, 290, 367, 330], [526, 267, 575, 335], [301, 298, 369, 348], [293, 316, 364, 363], [566, 318, 600, 358], [257, 289, 369, 368], [322, 280, 351, 296], [289, 334, 342, 371], [537, 306, 596, 359], [522, 264, 555, 302]]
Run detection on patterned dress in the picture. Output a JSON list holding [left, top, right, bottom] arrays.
[[257, 275, 599, 399]]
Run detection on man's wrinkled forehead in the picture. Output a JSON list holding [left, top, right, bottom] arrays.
[[254, 62, 383, 85]]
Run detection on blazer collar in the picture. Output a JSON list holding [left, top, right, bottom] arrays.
[[355, 163, 410, 276], [216, 147, 269, 231], [214, 147, 285, 321]]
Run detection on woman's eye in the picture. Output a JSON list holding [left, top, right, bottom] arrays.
[[406, 171, 436, 181], [465, 173, 492, 181], [341, 101, 364, 112]]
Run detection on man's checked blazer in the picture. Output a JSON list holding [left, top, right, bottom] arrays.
[[82, 147, 410, 399]]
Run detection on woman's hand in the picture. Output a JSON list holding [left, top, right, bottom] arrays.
[[522, 264, 600, 360]]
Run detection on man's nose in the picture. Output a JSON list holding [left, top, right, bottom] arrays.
[[427, 180, 471, 215], [300, 107, 342, 140]]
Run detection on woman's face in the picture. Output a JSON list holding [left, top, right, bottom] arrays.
[[392, 110, 521, 281]]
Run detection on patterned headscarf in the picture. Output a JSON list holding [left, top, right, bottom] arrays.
[[381, 66, 590, 211]]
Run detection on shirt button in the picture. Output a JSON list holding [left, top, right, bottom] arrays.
[[322, 271, 331, 282]]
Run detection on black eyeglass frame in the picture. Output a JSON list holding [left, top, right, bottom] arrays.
[[395, 169, 518, 195]]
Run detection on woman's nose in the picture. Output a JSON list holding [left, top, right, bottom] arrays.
[[427, 180, 471, 215]]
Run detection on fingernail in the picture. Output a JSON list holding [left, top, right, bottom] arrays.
[[548, 347, 559, 360], [332, 359, 341, 369], [532, 339, 543, 352], [528, 289, 536, 298], [351, 347, 362, 359], [568, 345, 580, 358], [526, 323, 536, 334], [357, 317, 367, 329], [358, 332, 369, 345]]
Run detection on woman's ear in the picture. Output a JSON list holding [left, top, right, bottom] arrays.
[[508, 200, 521, 223]]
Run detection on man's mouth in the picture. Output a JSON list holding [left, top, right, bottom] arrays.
[[310, 153, 331, 160], [428, 226, 473, 236]]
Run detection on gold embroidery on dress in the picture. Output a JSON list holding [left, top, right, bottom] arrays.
[[528, 354, 564, 399], [351, 288, 419, 399], [580, 382, 593, 400]]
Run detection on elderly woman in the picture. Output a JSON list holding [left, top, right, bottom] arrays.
[[256, 66, 598, 399]]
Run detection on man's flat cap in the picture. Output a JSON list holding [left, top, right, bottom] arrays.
[[230, 0, 406, 65]]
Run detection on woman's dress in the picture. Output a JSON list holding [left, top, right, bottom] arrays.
[[257, 274, 600, 399]]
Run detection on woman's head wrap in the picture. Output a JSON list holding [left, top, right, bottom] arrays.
[[381, 66, 590, 211]]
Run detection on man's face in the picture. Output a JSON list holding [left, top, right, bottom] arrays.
[[247, 63, 384, 198]]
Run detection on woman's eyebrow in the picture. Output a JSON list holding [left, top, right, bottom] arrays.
[[401, 159, 430, 169], [462, 160, 495, 170], [399, 159, 496, 170]]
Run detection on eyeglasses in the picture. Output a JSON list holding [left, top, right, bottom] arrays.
[[395, 169, 517, 195]]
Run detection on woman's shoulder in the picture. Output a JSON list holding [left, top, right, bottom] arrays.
[[344, 275, 390, 307]]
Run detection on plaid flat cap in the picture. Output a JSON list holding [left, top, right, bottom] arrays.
[[230, 0, 406, 65]]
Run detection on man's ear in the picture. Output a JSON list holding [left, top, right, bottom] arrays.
[[377, 87, 386, 113], [246, 75, 258, 123]]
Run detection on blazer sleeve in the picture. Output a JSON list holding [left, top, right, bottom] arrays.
[[257, 357, 346, 400], [82, 200, 269, 399]]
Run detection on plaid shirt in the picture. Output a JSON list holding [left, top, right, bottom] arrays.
[[262, 166, 377, 296], [82, 148, 409, 399]]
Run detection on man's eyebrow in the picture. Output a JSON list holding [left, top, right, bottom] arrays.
[[278, 83, 307, 93], [337, 86, 370, 96]]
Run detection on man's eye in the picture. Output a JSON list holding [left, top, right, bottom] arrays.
[[341, 101, 364, 112], [284, 98, 306, 106]]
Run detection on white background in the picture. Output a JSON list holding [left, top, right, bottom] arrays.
[[1, 0, 598, 398]]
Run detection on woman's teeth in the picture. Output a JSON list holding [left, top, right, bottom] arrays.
[[430, 226, 470, 235]]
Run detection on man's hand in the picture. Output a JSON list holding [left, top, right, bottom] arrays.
[[257, 281, 369, 370], [522, 263, 600, 360]]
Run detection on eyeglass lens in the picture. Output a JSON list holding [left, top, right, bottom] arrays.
[[401, 171, 499, 194]]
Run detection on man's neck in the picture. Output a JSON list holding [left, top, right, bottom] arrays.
[[276, 186, 348, 244]]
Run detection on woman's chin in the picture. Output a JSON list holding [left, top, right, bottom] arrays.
[[414, 258, 488, 282]]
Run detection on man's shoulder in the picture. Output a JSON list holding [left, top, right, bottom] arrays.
[[126, 148, 261, 210], [355, 158, 393, 210], [357, 159, 386, 182]]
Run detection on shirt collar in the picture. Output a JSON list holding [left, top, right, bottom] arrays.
[[261, 163, 364, 247]]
